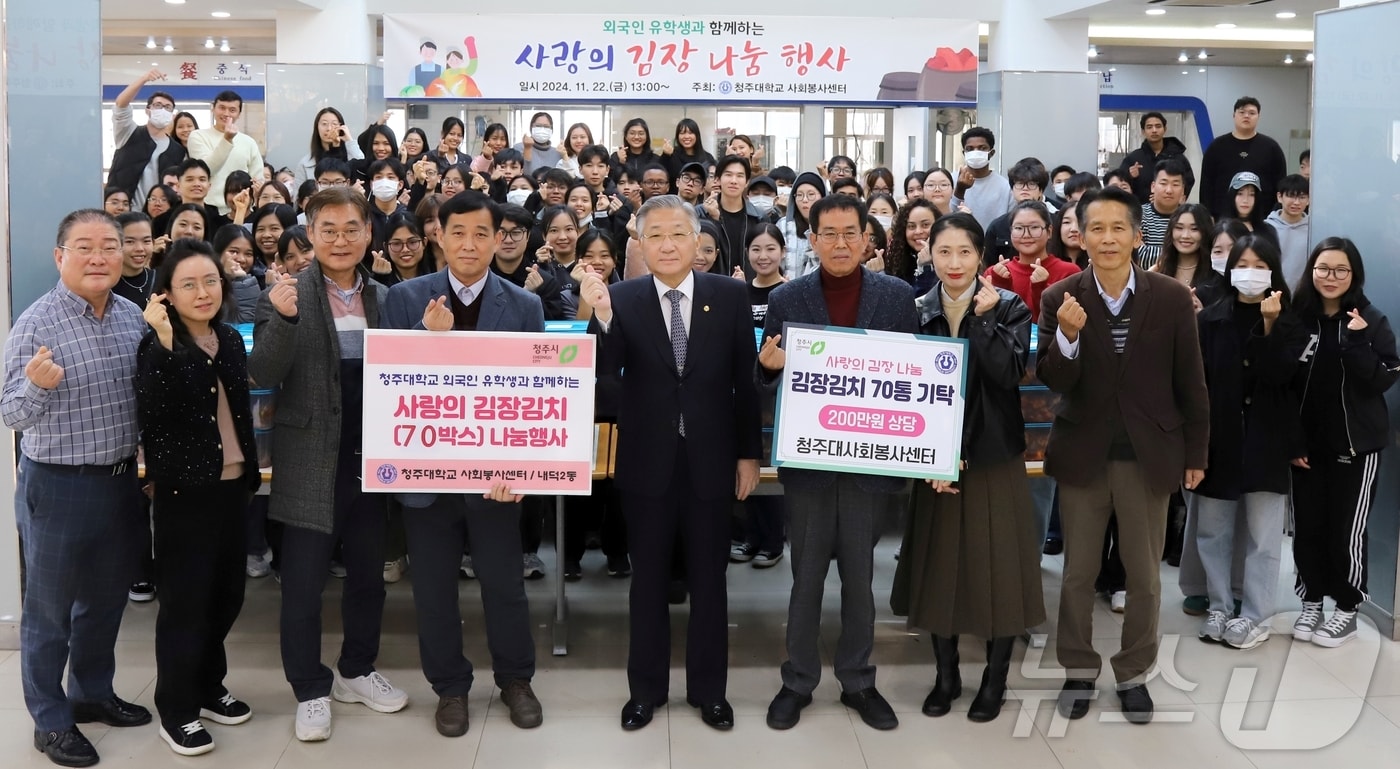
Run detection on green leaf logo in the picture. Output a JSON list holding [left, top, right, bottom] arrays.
[[560, 345, 578, 363], [810, 341, 826, 355]]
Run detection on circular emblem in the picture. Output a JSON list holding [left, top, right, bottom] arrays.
[[376, 463, 398, 485], [719, 81, 733, 95], [934, 350, 959, 375]]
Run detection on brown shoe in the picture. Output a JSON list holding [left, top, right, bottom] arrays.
[[499, 679, 543, 729], [435, 695, 469, 737]]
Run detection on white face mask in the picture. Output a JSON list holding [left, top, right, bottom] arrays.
[[1052, 182, 1066, 199], [1211, 254, 1229, 275], [1230, 268, 1272, 298], [873, 214, 893, 229], [147, 108, 174, 129], [506, 189, 532, 206], [370, 179, 400, 202], [964, 150, 991, 170], [776, 185, 792, 200], [531, 127, 553, 145], [749, 195, 775, 214]]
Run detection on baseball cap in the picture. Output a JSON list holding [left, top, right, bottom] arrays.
[[1229, 171, 1261, 191]]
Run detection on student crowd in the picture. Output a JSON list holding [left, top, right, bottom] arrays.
[[4, 71, 1395, 766]]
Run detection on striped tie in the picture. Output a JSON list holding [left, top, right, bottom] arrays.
[[666, 289, 687, 436]]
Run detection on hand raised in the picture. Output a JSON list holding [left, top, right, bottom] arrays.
[[1057, 292, 1087, 341], [580, 272, 611, 320], [535, 244, 554, 265], [524, 264, 544, 292], [25, 346, 64, 389], [1260, 290, 1283, 322], [758, 333, 785, 372], [992, 256, 1011, 279], [423, 296, 454, 332], [1128, 162, 1142, 179], [732, 266, 746, 281], [143, 292, 173, 339], [973, 275, 1000, 316], [269, 276, 299, 318], [865, 250, 885, 273], [371, 250, 393, 275], [144, 68, 168, 84], [1030, 256, 1050, 284], [1347, 307, 1368, 332]]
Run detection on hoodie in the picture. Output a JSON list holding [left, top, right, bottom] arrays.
[[1265, 210, 1310, 289], [779, 172, 826, 280], [1119, 136, 1195, 206]]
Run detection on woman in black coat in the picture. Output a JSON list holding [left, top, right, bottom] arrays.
[[894, 213, 1045, 723], [136, 239, 261, 756]]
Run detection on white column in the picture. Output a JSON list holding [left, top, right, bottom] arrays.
[[987, 0, 1090, 72], [891, 107, 930, 179], [276, 0, 376, 65]]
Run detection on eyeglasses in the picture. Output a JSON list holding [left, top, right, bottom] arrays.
[[386, 238, 423, 252], [794, 191, 823, 202], [829, 167, 854, 176], [61, 245, 121, 258], [1012, 225, 1047, 236], [1313, 266, 1352, 279], [149, 102, 175, 112], [500, 228, 528, 242], [317, 178, 350, 187], [679, 175, 703, 185], [814, 231, 866, 244], [1012, 182, 1042, 192], [173, 277, 222, 292], [640, 231, 695, 244], [925, 183, 952, 191], [442, 177, 466, 188], [315, 228, 366, 244]]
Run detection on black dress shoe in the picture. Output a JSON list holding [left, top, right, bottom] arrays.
[[34, 726, 99, 767], [766, 687, 813, 730], [620, 699, 656, 731], [1116, 684, 1154, 724], [1057, 680, 1096, 720], [72, 696, 152, 727], [687, 698, 734, 731], [840, 687, 898, 730]]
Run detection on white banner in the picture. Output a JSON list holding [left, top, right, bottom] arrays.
[[383, 14, 978, 104]]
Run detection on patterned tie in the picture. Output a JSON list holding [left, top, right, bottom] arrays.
[[666, 289, 687, 437]]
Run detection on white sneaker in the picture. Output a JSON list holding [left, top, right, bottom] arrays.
[[383, 558, 405, 584], [332, 670, 408, 713], [459, 555, 475, 579], [245, 550, 272, 578], [295, 696, 333, 742], [1223, 617, 1271, 650], [1110, 591, 1126, 613], [1198, 610, 1228, 643], [1311, 609, 1359, 648]]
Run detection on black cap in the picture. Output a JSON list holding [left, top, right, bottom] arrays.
[[679, 162, 708, 182]]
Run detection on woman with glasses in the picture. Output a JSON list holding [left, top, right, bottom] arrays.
[[611, 118, 659, 184], [1288, 238, 1399, 648], [895, 213, 1043, 724], [984, 201, 1079, 322], [922, 169, 966, 217], [777, 172, 825, 280], [863, 168, 895, 197], [137, 239, 260, 755], [293, 108, 364, 188], [375, 213, 430, 288]]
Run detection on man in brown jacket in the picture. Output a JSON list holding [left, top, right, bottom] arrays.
[[1036, 185, 1209, 725]]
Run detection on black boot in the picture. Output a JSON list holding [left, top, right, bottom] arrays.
[[922, 634, 961, 717], [968, 636, 1014, 722]]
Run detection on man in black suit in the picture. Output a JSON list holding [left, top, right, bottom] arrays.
[[581, 195, 762, 732]]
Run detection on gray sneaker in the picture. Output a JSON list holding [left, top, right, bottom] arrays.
[[523, 553, 545, 580], [1223, 617, 1270, 650], [1198, 610, 1228, 643], [1311, 609, 1358, 648], [1292, 601, 1324, 642]]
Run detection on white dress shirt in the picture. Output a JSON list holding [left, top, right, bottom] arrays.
[[1055, 268, 1137, 360], [653, 272, 695, 336], [448, 270, 489, 306]]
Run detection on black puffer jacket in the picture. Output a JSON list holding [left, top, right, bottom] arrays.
[[916, 282, 1030, 465]]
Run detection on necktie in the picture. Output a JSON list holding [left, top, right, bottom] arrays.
[[666, 289, 687, 437]]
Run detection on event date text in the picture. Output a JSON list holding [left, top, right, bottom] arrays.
[[519, 80, 669, 94]]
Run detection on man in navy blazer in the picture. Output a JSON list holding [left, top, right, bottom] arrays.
[[580, 195, 762, 733], [756, 195, 919, 732], [381, 192, 546, 738]]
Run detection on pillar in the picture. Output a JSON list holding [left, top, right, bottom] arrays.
[[0, 0, 103, 649]]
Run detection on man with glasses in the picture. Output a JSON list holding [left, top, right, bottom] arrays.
[[1265, 174, 1311, 288], [580, 195, 762, 733], [1200, 96, 1287, 227], [109, 68, 185, 210], [640, 163, 672, 201], [982, 158, 1052, 266], [755, 195, 919, 732], [491, 204, 565, 319], [676, 162, 707, 205], [4, 210, 152, 767], [248, 188, 408, 744], [826, 155, 857, 180]]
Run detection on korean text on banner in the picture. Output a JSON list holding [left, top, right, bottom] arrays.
[[772, 324, 967, 482], [383, 14, 978, 105], [362, 329, 596, 495]]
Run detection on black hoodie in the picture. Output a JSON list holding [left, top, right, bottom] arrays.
[[1294, 301, 1400, 456], [1119, 136, 1195, 206]]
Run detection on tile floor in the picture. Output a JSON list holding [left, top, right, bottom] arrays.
[[4, 539, 1398, 768]]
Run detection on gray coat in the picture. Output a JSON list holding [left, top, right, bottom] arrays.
[[757, 268, 919, 493], [247, 260, 381, 533]]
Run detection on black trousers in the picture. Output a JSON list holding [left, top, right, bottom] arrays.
[[1293, 451, 1381, 611], [564, 480, 627, 562], [153, 479, 250, 724], [623, 442, 730, 704], [279, 455, 387, 702], [402, 495, 535, 696]]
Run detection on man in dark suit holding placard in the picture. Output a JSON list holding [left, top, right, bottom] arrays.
[[580, 195, 762, 733], [755, 195, 919, 731]]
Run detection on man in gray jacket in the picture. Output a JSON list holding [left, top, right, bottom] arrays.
[[248, 187, 407, 743], [756, 195, 920, 732]]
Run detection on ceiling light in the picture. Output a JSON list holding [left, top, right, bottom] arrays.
[[1306, 52, 1315, 62], [1178, 52, 1189, 62], [221, 39, 231, 53], [1215, 23, 1237, 30], [1283, 54, 1294, 64], [1181, 70, 1189, 75], [163, 37, 174, 53], [1108, 67, 1117, 72], [146, 36, 156, 49], [1198, 50, 1208, 59], [164, 0, 186, 4], [211, 11, 231, 18], [205, 37, 215, 49], [1146, 8, 1166, 15], [1276, 12, 1297, 20], [1087, 45, 1098, 58], [1198, 68, 1206, 73]]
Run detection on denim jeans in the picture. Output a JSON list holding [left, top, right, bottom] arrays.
[[1194, 492, 1286, 623]]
